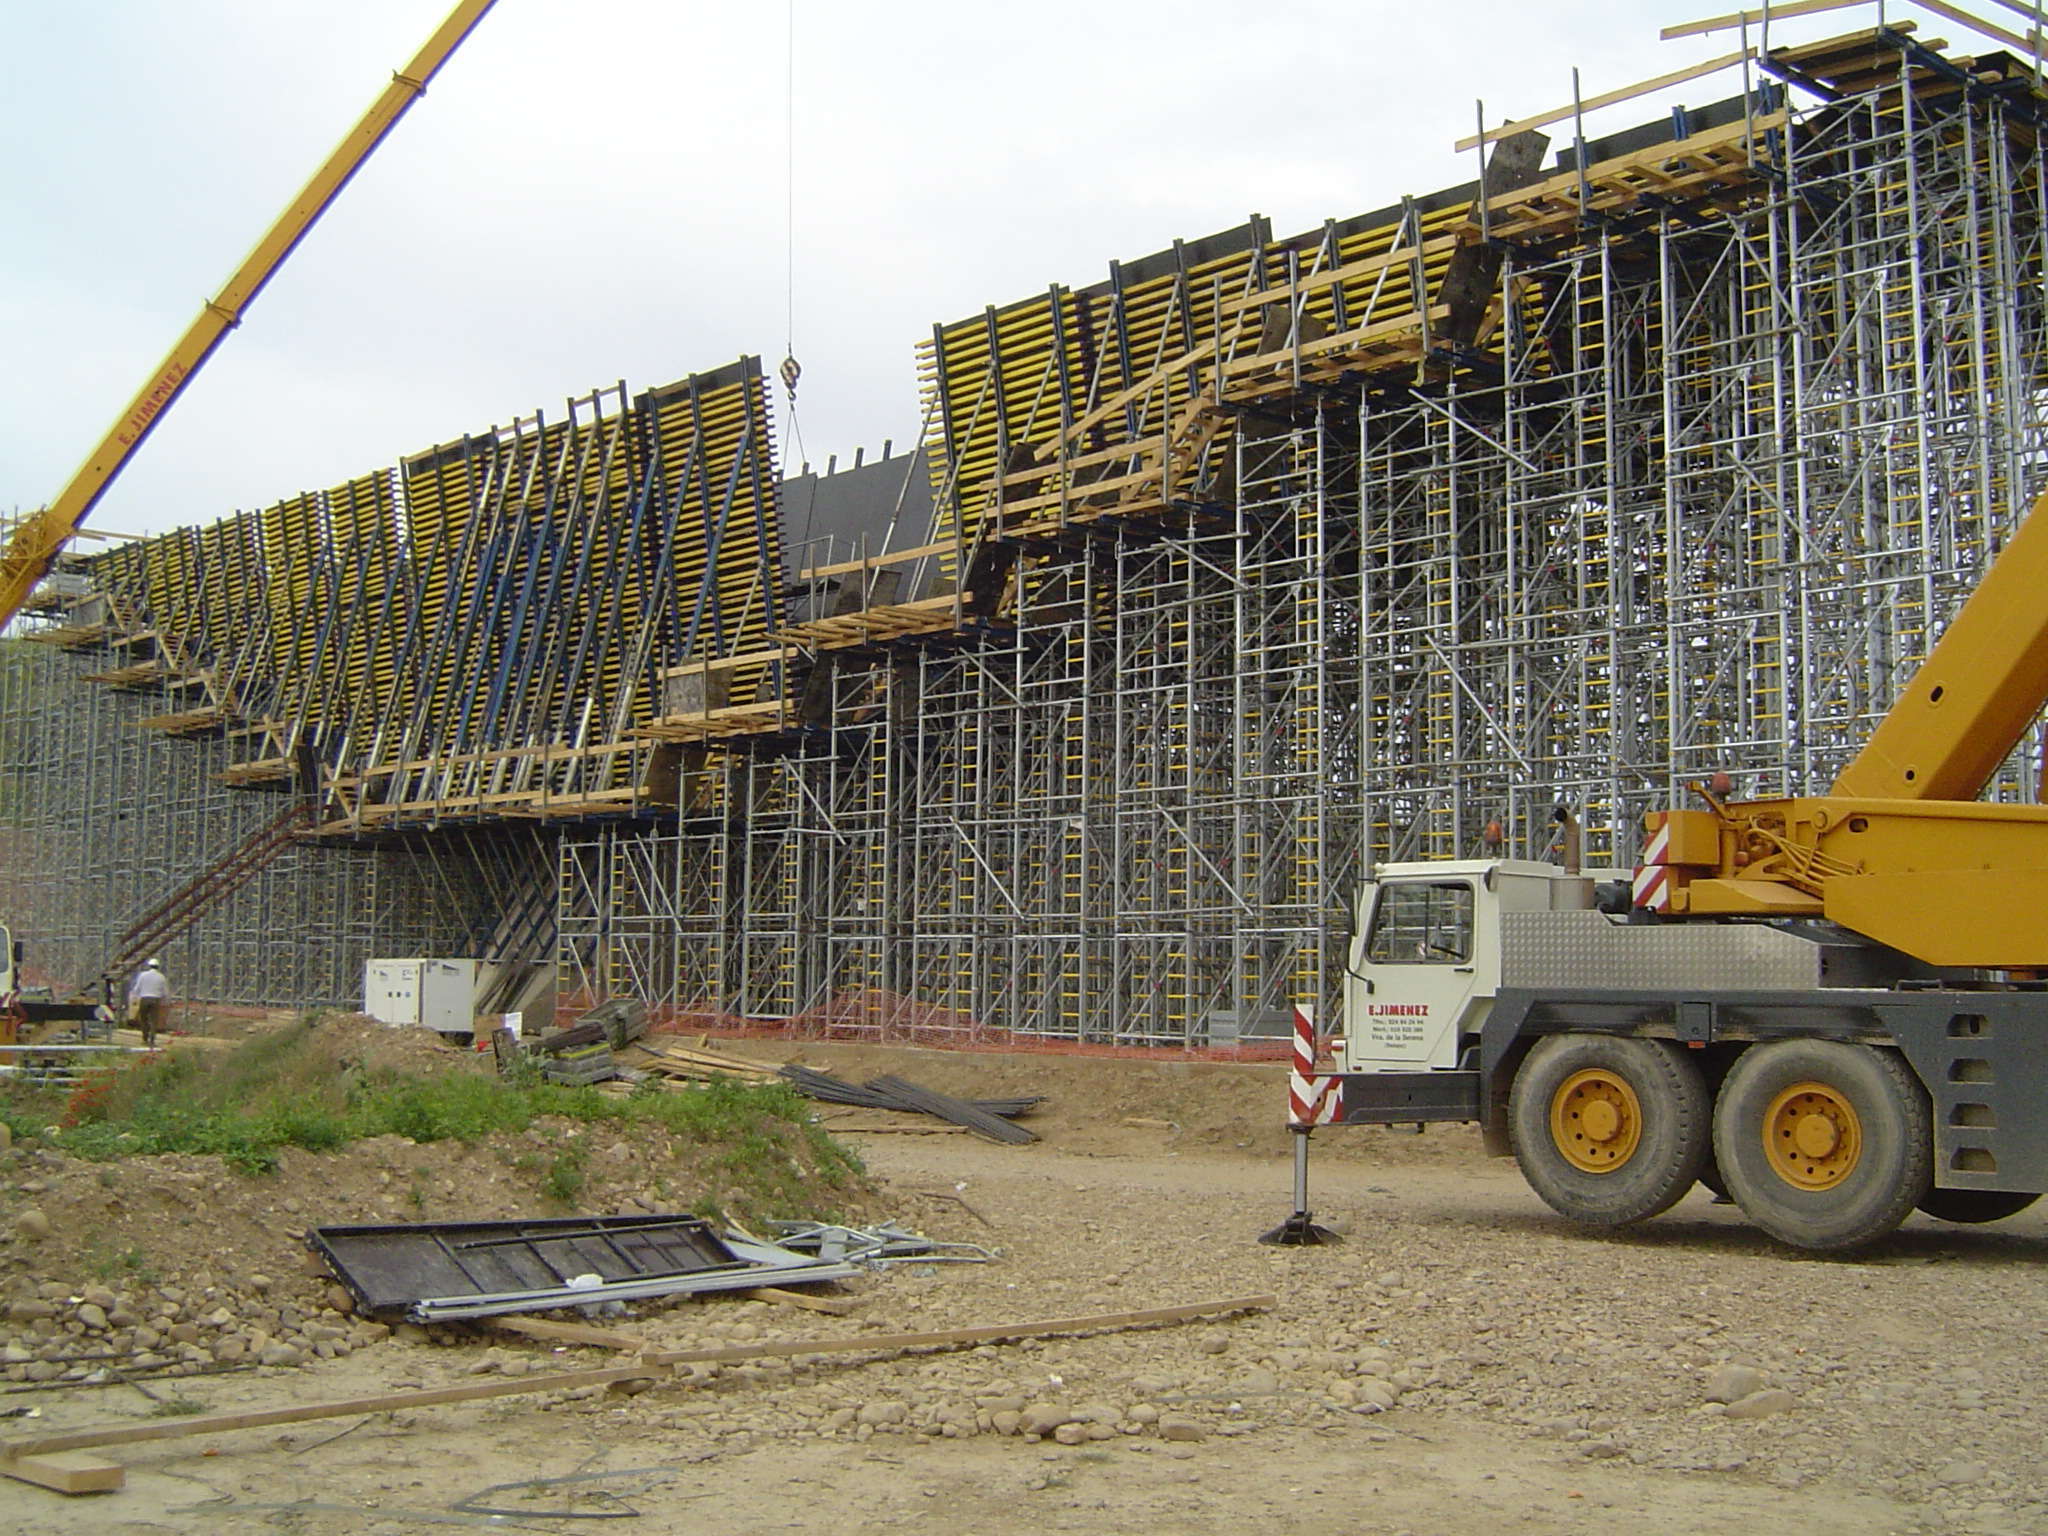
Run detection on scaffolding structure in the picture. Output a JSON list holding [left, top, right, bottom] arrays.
[[0, 640, 523, 1003], [0, 360, 780, 1005], [5, 19, 2045, 1041], [569, 23, 2048, 1044]]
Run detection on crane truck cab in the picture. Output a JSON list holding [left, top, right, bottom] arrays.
[[1340, 859, 1627, 1077]]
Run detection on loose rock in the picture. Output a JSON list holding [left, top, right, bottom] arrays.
[[1723, 1389, 1798, 1420], [1704, 1364, 1769, 1404]]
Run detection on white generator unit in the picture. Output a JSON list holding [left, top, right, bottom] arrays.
[[364, 958, 482, 1035]]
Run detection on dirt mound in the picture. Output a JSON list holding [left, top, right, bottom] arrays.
[[0, 1014, 879, 1394]]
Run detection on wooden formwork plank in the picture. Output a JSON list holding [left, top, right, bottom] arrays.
[[0, 1451, 125, 1494], [1, 1295, 1276, 1465], [1456, 47, 1754, 152]]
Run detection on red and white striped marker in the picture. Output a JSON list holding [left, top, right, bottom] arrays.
[[1287, 1003, 1342, 1126], [1632, 818, 1673, 912]]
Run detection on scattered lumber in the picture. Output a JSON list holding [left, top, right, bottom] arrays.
[[579, 997, 649, 1048], [489, 1289, 850, 1338], [818, 1117, 968, 1135], [532, 1021, 605, 1055], [1, 1294, 1276, 1488], [736, 1285, 856, 1316], [0, 1450, 124, 1493], [488, 1316, 651, 1351], [532, 1040, 1050, 1141], [633, 1040, 781, 1084]]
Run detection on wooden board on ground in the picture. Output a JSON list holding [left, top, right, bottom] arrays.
[[736, 1286, 856, 1316], [822, 1116, 968, 1135], [1, 1294, 1276, 1476], [627, 1040, 783, 1085], [489, 1316, 651, 1351], [0, 1450, 125, 1493]]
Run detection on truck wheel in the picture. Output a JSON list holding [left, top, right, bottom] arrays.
[[1713, 1040, 1931, 1252], [1915, 1190, 2040, 1225], [1508, 1034, 1710, 1226]]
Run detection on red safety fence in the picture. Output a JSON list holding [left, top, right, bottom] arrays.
[[555, 986, 1292, 1064]]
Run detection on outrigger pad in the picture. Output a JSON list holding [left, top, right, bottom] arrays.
[[1258, 1211, 1341, 1246]]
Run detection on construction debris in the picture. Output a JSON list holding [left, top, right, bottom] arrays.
[[536, 1041, 615, 1085], [308, 1215, 861, 1322], [630, 1038, 783, 1085], [866, 1074, 1037, 1144], [778, 1063, 1043, 1136], [578, 998, 650, 1050], [769, 1220, 995, 1266], [612, 1045, 1044, 1145], [1, 1294, 1277, 1493]]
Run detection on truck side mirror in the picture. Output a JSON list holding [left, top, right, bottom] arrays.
[[10, 941, 21, 967]]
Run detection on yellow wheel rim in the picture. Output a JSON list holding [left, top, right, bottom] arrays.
[[1550, 1067, 1643, 1173], [1762, 1080, 1862, 1190]]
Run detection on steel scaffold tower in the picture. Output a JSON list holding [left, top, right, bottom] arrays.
[[564, 28, 2048, 1048]]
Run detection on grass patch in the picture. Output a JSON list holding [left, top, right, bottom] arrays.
[[541, 1143, 587, 1206], [84, 1243, 156, 1286], [0, 1015, 862, 1226]]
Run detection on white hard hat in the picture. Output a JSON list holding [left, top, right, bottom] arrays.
[[145, 957, 161, 968]]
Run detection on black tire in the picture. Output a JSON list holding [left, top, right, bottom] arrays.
[[1916, 1189, 2041, 1225], [1508, 1033, 1710, 1226], [1713, 1040, 1931, 1252]]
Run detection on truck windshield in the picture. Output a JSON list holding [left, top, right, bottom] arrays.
[[1365, 881, 1474, 964]]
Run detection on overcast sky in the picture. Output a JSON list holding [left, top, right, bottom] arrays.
[[0, 1, 1945, 539]]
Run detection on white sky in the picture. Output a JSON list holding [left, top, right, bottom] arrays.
[[0, 1, 1970, 539]]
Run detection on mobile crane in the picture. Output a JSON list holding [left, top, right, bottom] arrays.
[[1305, 485, 2048, 1252], [0, 0, 496, 631]]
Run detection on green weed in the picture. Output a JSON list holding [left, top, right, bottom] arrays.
[[541, 1144, 587, 1205], [84, 1244, 155, 1285]]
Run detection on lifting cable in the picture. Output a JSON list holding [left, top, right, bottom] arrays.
[[778, 0, 821, 574], [779, 0, 807, 469]]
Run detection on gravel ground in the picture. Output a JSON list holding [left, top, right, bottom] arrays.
[[8, 1041, 2048, 1534]]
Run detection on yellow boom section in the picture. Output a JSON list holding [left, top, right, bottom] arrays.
[[1831, 488, 2048, 802], [0, 0, 497, 630], [1666, 490, 2048, 965]]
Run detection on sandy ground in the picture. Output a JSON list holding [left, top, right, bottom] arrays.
[[8, 1038, 2048, 1534]]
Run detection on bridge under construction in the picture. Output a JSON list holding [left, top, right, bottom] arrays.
[[3, 14, 2043, 1045]]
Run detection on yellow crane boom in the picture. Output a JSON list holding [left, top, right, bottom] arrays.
[[1827, 490, 2048, 803], [0, 0, 498, 629], [1654, 487, 2048, 966]]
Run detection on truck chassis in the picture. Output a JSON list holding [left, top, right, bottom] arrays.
[[1339, 985, 2047, 1249]]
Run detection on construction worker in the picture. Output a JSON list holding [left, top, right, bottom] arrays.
[[128, 958, 169, 1048]]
